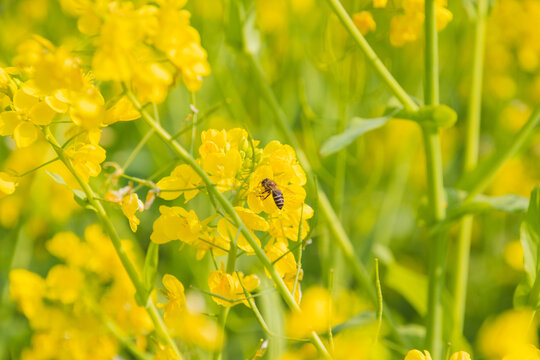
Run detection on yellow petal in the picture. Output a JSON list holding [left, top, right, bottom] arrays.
[[0, 111, 22, 136], [45, 95, 69, 113], [0, 172, 18, 198], [449, 351, 471, 360], [14, 122, 39, 148], [13, 89, 38, 111], [29, 102, 56, 125]]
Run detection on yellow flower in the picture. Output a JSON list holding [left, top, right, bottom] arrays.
[[353, 11, 376, 35], [208, 267, 260, 307], [405, 350, 433, 360], [504, 240, 524, 271], [449, 351, 471, 360], [0, 88, 56, 147], [151, 206, 201, 245], [159, 274, 186, 326], [265, 240, 302, 303], [287, 286, 333, 338], [216, 207, 267, 253], [156, 163, 202, 202], [373, 0, 387, 8], [9, 269, 45, 319], [45, 264, 83, 304], [121, 193, 144, 232], [478, 308, 538, 359], [268, 203, 313, 242], [64, 142, 106, 182], [0, 172, 18, 198], [46, 231, 89, 267], [502, 344, 540, 360], [154, 343, 178, 360]]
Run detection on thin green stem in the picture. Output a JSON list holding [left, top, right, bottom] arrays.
[[451, 0, 488, 344], [121, 129, 155, 171], [374, 259, 383, 345], [17, 156, 59, 177], [213, 229, 239, 360], [324, 0, 418, 111], [126, 91, 332, 359], [424, 0, 447, 358], [190, 92, 197, 156], [43, 128, 183, 360]]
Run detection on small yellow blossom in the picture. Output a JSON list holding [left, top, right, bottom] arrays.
[[160, 274, 186, 325], [353, 11, 376, 35], [65, 143, 107, 182], [216, 207, 267, 253], [156, 163, 202, 202], [405, 350, 433, 360], [0, 88, 56, 147], [265, 240, 302, 302], [151, 205, 201, 245], [373, 0, 387, 8], [208, 267, 260, 307], [449, 351, 471, 360], [46, 232, 89, 267], [0, 172, 18, 198], [121, 193, 144, 232]]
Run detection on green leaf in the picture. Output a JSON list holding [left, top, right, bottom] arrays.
[[521, 187, 540, 287], [45, 171, 66, 185], [143, 242, 159, 296], [513, 186, 540, 308], [384, 262, 427, 316], [320, 116, 390, 156]]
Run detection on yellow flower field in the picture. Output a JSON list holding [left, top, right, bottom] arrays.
[[1, 0, 540, 359]]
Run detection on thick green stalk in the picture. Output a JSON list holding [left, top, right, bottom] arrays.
[[451, 0, 488, 343], [126, 93, 332, 359], [424, 0, 447, 358], [43, 128, 183, 360]]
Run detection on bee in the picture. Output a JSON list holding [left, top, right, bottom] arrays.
[[260, 178, 284, 210]]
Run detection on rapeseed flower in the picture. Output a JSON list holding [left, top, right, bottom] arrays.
[[208, 268, 260, 307], [0, 172, 18, 198], [64, 143, 107, 182], [121, 193, 144, 232]]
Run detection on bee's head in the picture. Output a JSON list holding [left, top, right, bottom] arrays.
[[261, 178, 269, 186]]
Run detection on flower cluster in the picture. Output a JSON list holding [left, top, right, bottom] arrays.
[[60, 0, 210, 102], [153, 128, 312, 304], [10, 225, 152, 359]]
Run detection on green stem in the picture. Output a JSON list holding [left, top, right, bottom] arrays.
[[451, 0, 488, 344], [324, 0, 418, 111], [245, 50, 408, 348], [424, 0, 447, 359], [17, 156, 59, 177], [126, 91, 332, 359], [213, 230, 239, 360], [121, 129, 155, 171], [43, 128, 183, 360]]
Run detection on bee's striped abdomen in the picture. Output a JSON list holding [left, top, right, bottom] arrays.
[[272, 189, 284, 209]]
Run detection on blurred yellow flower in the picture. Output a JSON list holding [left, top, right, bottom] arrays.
[[121, 193, 144, 232], [0, 172, 18, 198], [208, 268, 259, 307], [502, 344, 540, 360], [449, 351, 472, 360], [478, 308, 538, 359], [373, 0, 387, 8], [353, 11, 376, 35], [504, 240, 524, 271], [405, 350, 433, 360], [9, 269, 45, 319], [287, 286, 333, 338], [45, 264, 83, 304]]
